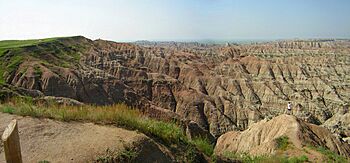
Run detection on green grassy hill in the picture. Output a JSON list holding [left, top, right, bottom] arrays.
[[0, 36, 89, 84]]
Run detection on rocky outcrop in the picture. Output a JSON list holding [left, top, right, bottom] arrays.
[[214, 114, 350, 157], [0, 113, 175, 163], [1, 37, 349, 139], [186, 120, 215, 143], [37, 96, 84, 106], [323, 105, 350, 143]]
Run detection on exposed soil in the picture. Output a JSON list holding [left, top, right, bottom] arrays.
[[214, 114, 350, 159], [0, 113, 173, 163]]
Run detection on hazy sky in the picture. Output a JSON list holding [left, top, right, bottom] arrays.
[[0, 0, 349, 41]]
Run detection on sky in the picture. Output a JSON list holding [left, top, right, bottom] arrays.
[[0, 0, 349, 41]]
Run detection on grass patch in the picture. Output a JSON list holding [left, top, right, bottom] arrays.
[[0, 38, 55, 83], [2, 106, 15, 114], [34, 65, 42, 77], [37, 161, 50, 163], [190, 137, 214, 156], [7, 54, 24, 72], [117, 147, 138, 162], [96, 147, 138, 163], [0, 69, 5, 85], [275, 136, 290, 151], [314, 146, 348, 163], [0, 38, 57, 49], [223, 151, 309, 163], [0, 36, 88, 84], [183, 145, 197, 163], [223, 152, 269, 163], [138, 119, 185, 145]]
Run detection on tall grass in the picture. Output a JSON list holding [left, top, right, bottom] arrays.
[[190, 137, 214, 156], [0, 98, 181, 144], [0, 98, 214, 159]]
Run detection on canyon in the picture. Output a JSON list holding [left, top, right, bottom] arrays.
[[0, 36, 349, 162]]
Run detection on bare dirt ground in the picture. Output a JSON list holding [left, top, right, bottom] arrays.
[[0, 113, 173, 163]]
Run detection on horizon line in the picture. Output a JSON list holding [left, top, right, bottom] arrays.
[[1, 35, 350, 43]]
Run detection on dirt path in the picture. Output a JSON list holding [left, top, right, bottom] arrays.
[[0, 113, 173, 163]]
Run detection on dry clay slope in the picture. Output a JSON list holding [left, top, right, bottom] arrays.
[[214, 114, 350, 161], [0, 113, 174, 163], [2, 37, 350, 139]]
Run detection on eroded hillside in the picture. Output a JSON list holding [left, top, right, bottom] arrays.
[[1, 37, 349, 140]]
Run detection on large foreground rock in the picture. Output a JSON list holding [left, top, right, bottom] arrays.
[[0, 113, 174, 163], [214, 114, 350, 157]]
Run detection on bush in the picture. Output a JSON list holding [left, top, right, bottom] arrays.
[[275, 136, 290, 150]]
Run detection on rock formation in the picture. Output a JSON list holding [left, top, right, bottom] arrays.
[[214, 114, 350, 158], [1, 37, 349, 139], [0, 112, 175, 162], [323, 104, 350, 143]]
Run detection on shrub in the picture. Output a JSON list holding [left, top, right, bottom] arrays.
[[190, 137, 214, 156], [275, 136, 290, 151], [117, 147, 138, 162]]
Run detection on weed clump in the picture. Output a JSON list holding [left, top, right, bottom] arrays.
[[275, 136, 290, 151]]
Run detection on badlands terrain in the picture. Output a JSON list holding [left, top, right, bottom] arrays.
[[0, 36, 349, 162]]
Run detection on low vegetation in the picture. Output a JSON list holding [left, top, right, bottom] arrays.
[[0, 97, 213, 162], [220, 142, 349, 163], [190, 137, 214, 156], [3, 97, 347, 163], [0, 97, 182, 144], [223, 152, 309, 163], [96, 147, 138, 163], [34, 65, 43, 77], [37, 160, 50, 163], [220, 136, 349, 162], [309, 145, 348, 163], [0, 38, 58, 84], [0, 36, 87, 84], [0, 38, 57, 50], [275, 136, 290, 151]]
